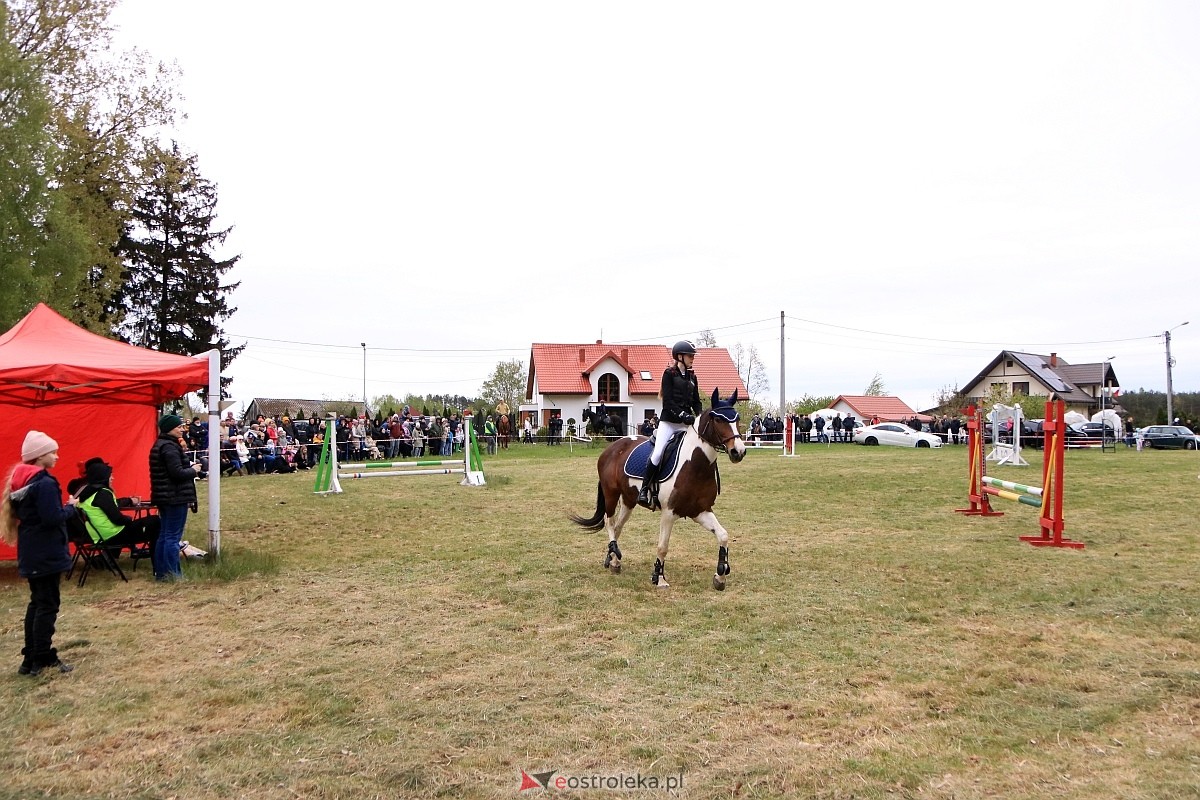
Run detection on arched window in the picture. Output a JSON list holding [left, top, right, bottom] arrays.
[[598, 373, 620, 403]]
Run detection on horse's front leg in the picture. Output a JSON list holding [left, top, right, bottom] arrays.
[[694, 510, 731, 591], [652, 512, 680, 588], [604, 501, 633, 573]]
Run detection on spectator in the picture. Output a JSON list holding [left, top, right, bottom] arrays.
[[149, 414, 201, 582], [427, 417, 445, 457], [484, 415, 498, 455], [831, 413, 843, 443], [842, 414, 856, 443], [388, 415, 403, 459], [814, 414, 827, 443], [411, 419, 425, 458], [3, 431, 78, 675], [76, 457, 161, 571], [233, 436, 251, 474]]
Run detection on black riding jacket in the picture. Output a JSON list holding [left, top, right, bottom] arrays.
[[659, 365, 703, 424]]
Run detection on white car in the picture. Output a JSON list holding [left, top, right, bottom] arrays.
[[854, 422, 944, 448]]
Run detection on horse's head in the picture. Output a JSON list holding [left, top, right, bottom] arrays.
[[700, 387, 746, 463]]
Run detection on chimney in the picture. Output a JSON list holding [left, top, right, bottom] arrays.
[[621, 348, 628, 362], [596, 339, 603, 345], [579, 348, 586, 364], [1049, 352, 1057, 368]]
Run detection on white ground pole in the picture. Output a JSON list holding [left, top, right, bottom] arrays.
[[204, 348, 222, 555]]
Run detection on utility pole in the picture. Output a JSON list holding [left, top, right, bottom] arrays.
[[779, 311, 785, 416], [1164, 322, 1188, 423], [361, 342, 367, 418]]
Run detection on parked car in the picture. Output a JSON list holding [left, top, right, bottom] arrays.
[[1139, 425, 1199, 450], [985, 419, 1044, 450], [1074, 422, 1117, 441], [854, 422, 943, 448]]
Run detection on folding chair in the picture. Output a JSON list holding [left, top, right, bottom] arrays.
[[66, 509, 127, 587]]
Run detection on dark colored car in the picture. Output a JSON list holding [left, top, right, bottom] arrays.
[[1140, 425, 1199, 450], [1074, 422, 1117, 440], [984, 419, 1044, 450]]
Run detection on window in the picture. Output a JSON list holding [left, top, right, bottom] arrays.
[[597, 373, 620, 403], [639, 371, 652, 380], [1012, 382, 1029, 396]]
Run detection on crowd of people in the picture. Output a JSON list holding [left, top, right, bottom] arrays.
[[179, 410, 491, 476]]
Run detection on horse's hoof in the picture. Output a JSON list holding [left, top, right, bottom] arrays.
[[713, 575, 726, 591], [611, 564, 621, 573]]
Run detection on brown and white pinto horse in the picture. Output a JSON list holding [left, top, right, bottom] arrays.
[[571, 388, 746, 590]]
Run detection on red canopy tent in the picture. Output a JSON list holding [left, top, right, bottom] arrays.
[[0, 304, 216, 561]]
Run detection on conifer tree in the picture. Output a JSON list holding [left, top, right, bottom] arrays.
[[113, 141, 243, 395]]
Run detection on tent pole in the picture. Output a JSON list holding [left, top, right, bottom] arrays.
[[206, 349, 221, 556]]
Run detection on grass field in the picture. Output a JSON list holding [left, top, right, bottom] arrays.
[[1, 440, 1197, 799]]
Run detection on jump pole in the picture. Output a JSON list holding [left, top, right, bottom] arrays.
[[954, 405, 1002, 517], [315, 417, 485, 494], [956, 399, 1081, 549]]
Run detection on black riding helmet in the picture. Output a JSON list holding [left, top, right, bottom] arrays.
[[672, 340, 697, 358]]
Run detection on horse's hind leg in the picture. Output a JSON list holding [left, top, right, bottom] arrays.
[[694, 511, 731, 591], [603, 502, 633, 573]]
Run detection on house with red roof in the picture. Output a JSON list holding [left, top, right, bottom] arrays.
[[523, 341, 747, 434], [831, 395, 930, 424]]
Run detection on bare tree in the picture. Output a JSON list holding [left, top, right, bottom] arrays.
[[731, 343, 770, 397], [864, 372, 886, 396], [695, 329, 718, 347]]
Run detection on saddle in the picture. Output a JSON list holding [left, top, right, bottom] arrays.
[[623, 431, 687, 481]]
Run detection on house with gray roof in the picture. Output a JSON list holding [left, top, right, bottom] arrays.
[[960, 351, 1119, 415]]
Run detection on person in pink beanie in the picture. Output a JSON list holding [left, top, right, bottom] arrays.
[[1, 431, 79, 676]]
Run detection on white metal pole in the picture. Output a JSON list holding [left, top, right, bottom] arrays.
[[205, 348, 221, 556]]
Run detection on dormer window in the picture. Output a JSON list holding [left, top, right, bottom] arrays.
[[598, 373, 620, 403]]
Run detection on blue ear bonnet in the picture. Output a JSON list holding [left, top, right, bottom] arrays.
[[710, 406, 739, 423]]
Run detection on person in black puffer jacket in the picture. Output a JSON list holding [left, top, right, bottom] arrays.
[[149, 414, 201, 582], [2, 431, 79, 676]]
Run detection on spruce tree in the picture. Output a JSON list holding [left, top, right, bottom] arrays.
[[113, 140, 243, 396]]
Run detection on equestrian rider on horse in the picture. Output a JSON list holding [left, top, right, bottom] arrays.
[[638, 340, 703, 509]]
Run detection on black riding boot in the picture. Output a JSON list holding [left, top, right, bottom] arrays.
[[637, 461, 660, 509]]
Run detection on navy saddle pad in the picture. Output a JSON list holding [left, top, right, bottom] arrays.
[[623, 431, 687, 480]]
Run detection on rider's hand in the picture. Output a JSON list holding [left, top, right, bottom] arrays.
[[681, 413, 696, 425]]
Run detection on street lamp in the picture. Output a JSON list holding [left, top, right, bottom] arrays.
[[1163, 322, 1188, 423], [360, 342, 367, 419]]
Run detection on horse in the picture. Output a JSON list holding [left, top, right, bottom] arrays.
[[581, 408, 623, 438], [571, 388, 746, 590], [497, 414, 510, 449]]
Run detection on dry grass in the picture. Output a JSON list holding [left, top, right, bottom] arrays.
[[1, 442, 1197, 799]]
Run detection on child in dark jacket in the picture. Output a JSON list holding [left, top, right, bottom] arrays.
[[1, 431, 78, 676]]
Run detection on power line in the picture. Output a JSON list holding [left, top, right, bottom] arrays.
[[785, 315, 1160, 348]]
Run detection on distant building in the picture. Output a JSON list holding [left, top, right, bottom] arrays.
[[830, 395, 930, 424], [242, 398, 365, 423], [523, 341, 747, 434], [960, 351, 1118, 415]]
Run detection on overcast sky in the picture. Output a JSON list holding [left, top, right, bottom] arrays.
[[110, 1, 1199, 415]]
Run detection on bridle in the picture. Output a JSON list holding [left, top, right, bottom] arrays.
[[699, 406, 742, 453]]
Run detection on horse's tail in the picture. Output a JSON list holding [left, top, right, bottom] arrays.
[[569, 481, 606, 531]]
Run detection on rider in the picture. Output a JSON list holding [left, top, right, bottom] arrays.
[[638, 340, 703, 509]]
